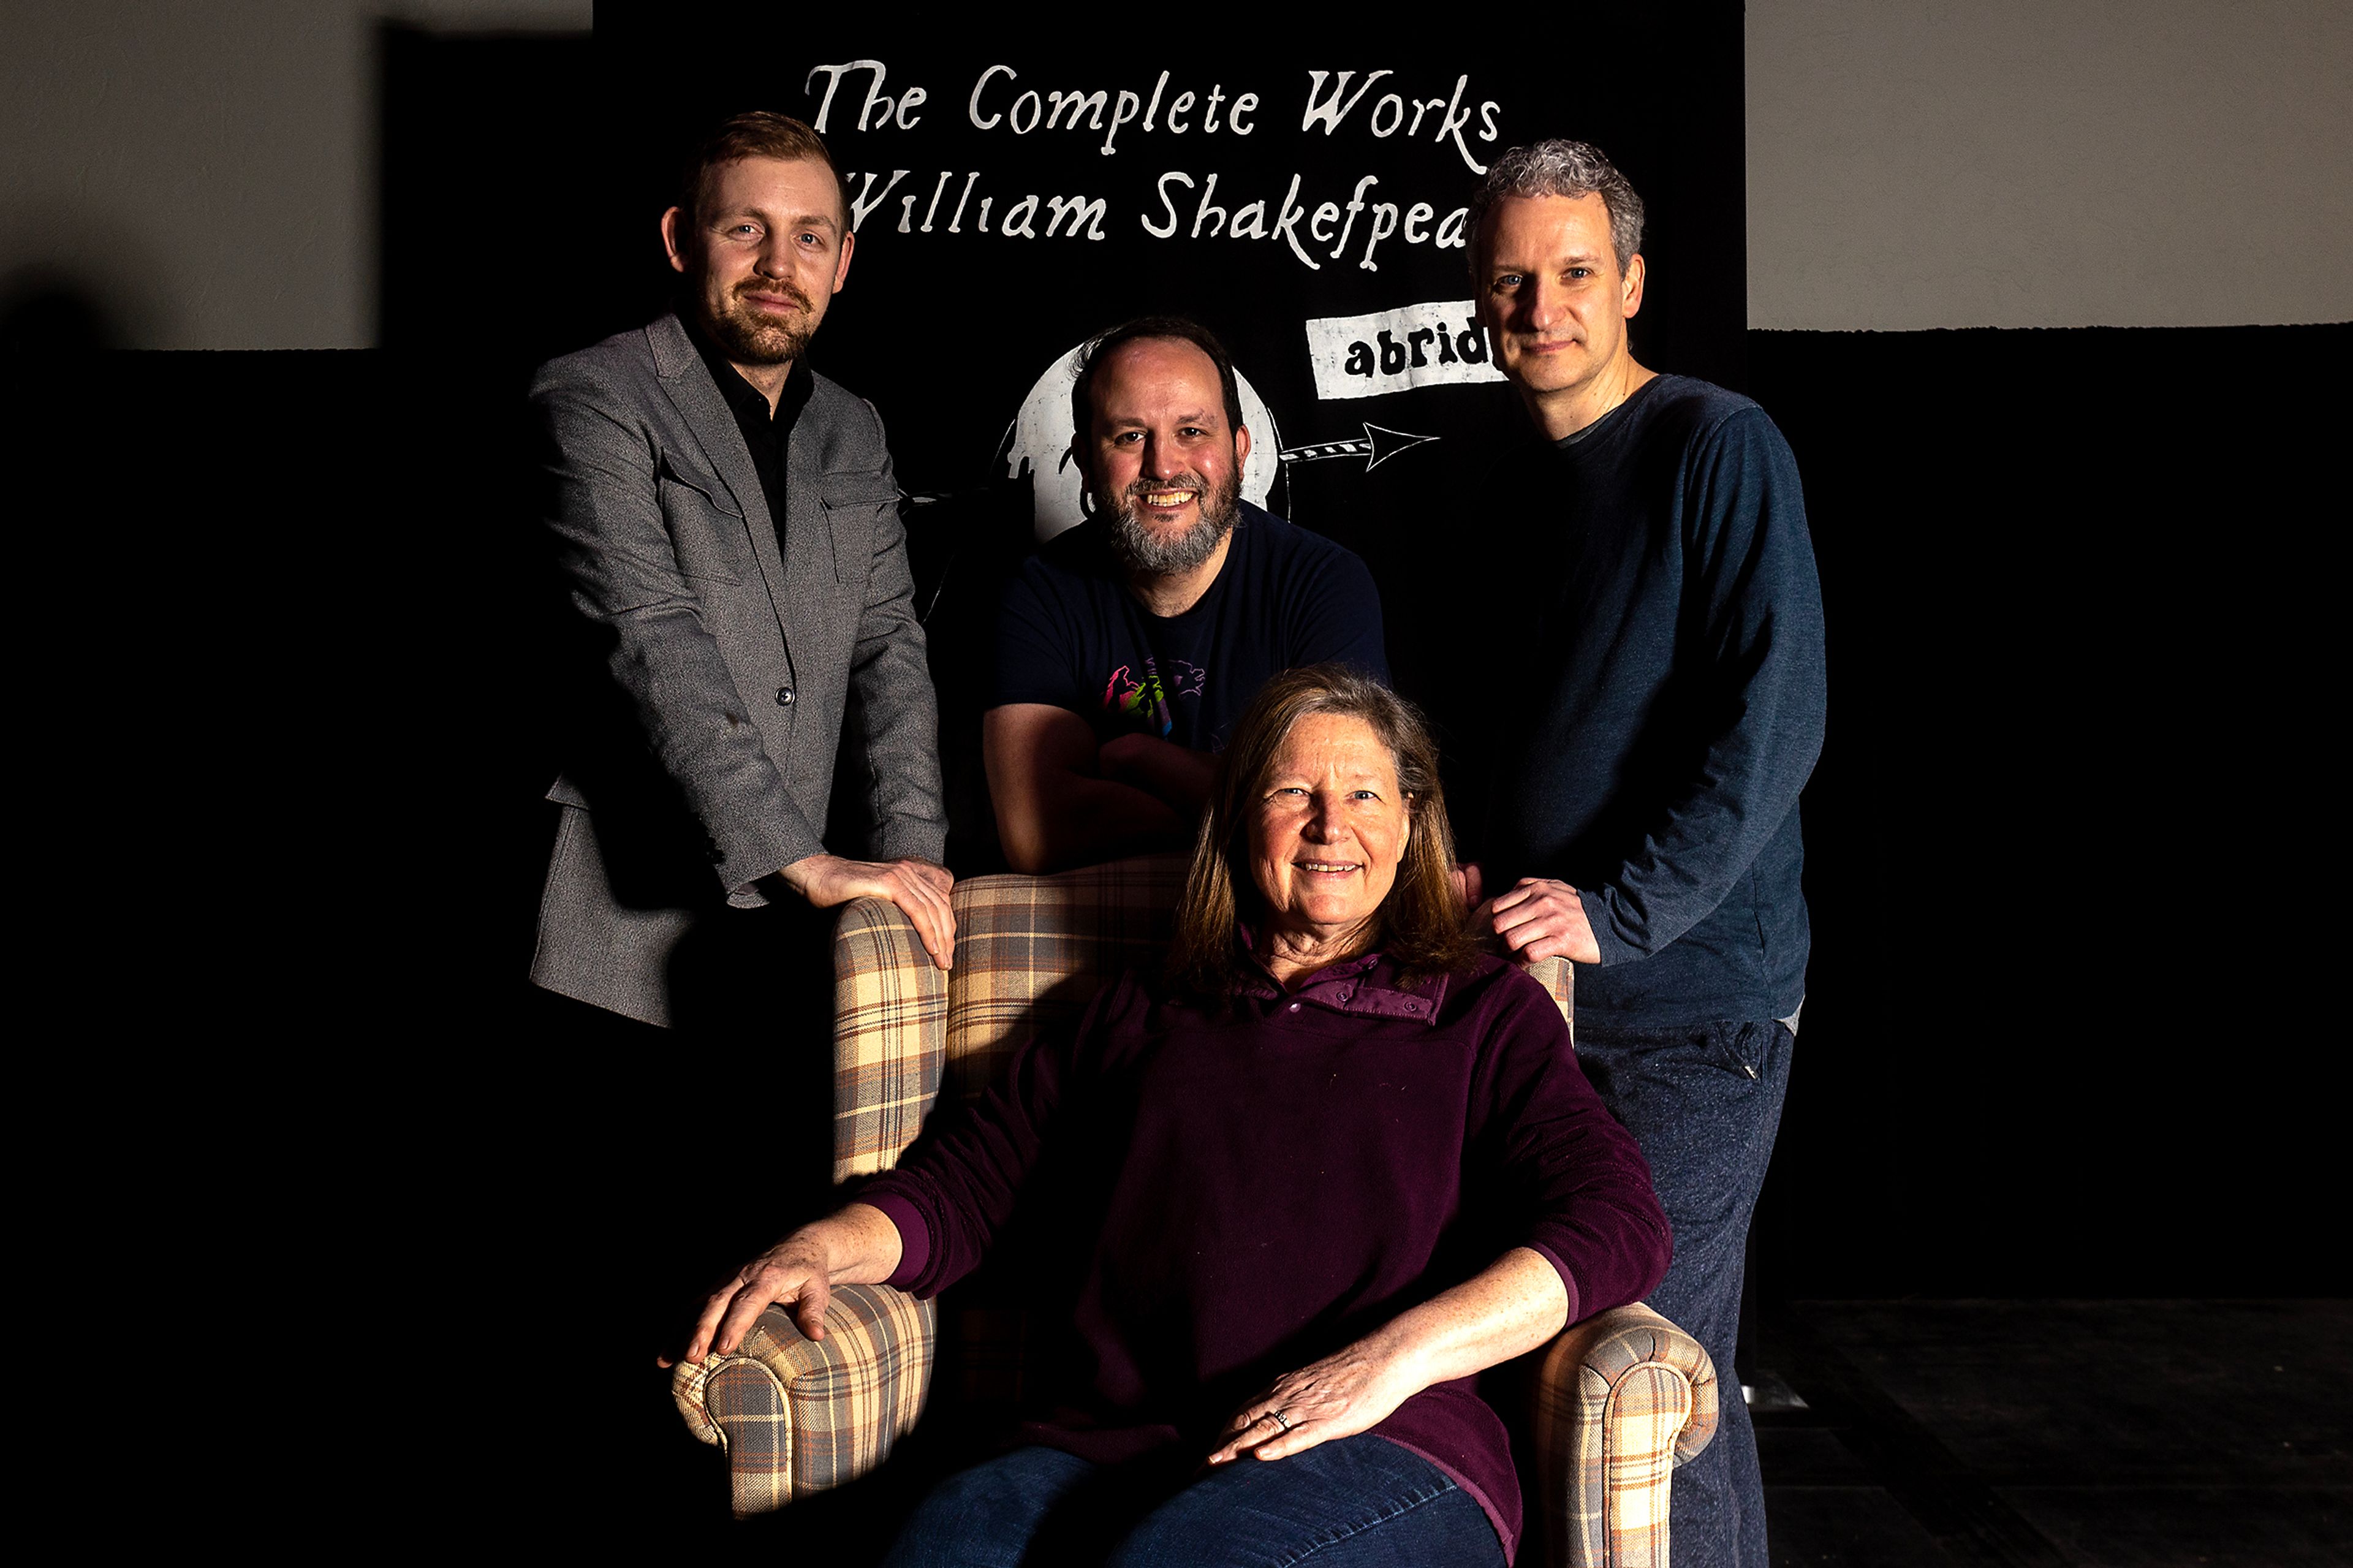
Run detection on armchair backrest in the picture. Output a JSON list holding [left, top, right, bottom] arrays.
[[821, 857, 1590, 1493], [830, 855, 1571, 1185], [827, 855, 1188, 1182], [944, 858, 1193, 1106]]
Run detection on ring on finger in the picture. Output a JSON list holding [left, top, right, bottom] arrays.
[[1267, 1411, 1292, 1434]]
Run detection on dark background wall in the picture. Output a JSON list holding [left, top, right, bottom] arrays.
[[1748, 321, 2344, 1298]]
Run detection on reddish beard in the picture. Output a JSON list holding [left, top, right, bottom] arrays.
[[705, 278, 814, 365]]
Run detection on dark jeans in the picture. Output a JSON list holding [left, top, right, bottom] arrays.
[[1573, 1017, 1794, 1568], [879, 1435, 1504, 1568]]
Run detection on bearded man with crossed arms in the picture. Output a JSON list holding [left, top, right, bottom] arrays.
[[984, 315, 1391, 873]]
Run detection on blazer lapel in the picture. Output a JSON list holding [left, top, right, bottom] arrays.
[[646, 313, 797, 648], [782, 404, 834, 616], [654, 311, 790, 555]]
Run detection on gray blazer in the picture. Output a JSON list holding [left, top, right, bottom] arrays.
[[529, 312, 947, 1026]]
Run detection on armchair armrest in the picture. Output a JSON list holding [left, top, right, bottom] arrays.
[[670, 1284, 938, 1517], [1523, 955, 1574, 1037], [831, 897, 949, 1184], [1530, 1301, 1719, 1567], [666, 898, 944, 1517]]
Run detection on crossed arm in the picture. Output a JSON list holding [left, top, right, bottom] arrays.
[[983, 704, 1211, 873]]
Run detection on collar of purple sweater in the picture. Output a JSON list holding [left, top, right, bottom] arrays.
[[1233, 928, 1452, 1023]]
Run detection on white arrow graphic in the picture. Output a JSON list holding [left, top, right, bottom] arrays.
[[1278, 423, 1440, 472]]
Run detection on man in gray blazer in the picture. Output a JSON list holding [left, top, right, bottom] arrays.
[[531, 112, 953, 1030]]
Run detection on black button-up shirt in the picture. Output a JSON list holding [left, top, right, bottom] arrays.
[[684, 316, 813, 569]]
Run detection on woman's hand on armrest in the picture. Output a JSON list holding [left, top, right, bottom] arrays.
[[1205, 1245, 1569, 1465], [662, 1202, 904, 1368]]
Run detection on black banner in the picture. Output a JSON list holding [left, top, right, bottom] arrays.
[[590, 9, 1747, 529]]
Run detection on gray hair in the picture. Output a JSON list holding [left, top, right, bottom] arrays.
[[1466, 139, 1646, 274]]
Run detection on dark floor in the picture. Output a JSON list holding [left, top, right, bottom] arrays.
[[1756, 1300, 2353, 1567]]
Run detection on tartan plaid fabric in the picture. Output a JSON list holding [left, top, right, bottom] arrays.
[[684, 860, 1696, 1562], [1526, 954, 1574, 1039], [680, 865, 1189, 1512], [1529, 1302, 1719, 1567], [942, 857, 1189, 1104], [832, 896, 950, 1184], [670, 1283, 937, 1517]]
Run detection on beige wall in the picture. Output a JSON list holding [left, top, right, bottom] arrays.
[[6, 3, 2346, 345], [1748, 0, 2353, 329], [0, 1, 588, 350]]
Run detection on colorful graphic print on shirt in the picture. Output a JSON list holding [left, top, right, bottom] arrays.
[[1102, 657, 1207, 738]]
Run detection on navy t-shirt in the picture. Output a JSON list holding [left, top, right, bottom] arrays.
[[991, 503, 1389, 751]]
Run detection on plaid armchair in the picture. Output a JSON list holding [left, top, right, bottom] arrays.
[[670, 857, 1718, 1566]]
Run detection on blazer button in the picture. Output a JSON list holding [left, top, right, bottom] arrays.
[[775, 686, 796, 706]]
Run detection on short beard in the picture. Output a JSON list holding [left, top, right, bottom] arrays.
[[701, 279, 814, 366], [1102, 466, 1243, 577]]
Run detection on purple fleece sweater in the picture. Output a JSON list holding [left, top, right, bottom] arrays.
[[860, 949, 1670, 1561]]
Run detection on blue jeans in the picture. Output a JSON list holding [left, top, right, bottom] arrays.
[[1574, 1018, 1794, 1568], [879, 1434, 1504, 1568]]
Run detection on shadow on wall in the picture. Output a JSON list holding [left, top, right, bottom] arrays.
[[0, 198, 175, 350], [0, 265, 125, 352]]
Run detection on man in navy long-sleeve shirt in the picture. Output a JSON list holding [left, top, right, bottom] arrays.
[[1460, 140, 1827, 1568]]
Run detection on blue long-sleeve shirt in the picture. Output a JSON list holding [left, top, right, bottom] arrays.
[[1483, 374, 1827, 1028]]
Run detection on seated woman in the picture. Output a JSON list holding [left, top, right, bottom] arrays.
[[680, 664, 1670, 1567]]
